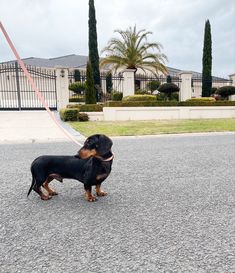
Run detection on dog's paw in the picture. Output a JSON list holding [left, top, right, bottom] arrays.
[[85, 193, 97, 202], [96, 191, 108, 197], [40, 194, 52, 201], [49, 191, 58, 196]]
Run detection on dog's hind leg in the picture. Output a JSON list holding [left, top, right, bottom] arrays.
[[43, 177, 58, 196]]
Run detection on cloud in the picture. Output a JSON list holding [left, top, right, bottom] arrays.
[[0, 0, 234, 77]]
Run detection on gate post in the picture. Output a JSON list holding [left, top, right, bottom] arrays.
[[229, 73, 235, 101], [179, 71, 193, 101], [122, 69, 135, 97], [55, 67, 69, 110]]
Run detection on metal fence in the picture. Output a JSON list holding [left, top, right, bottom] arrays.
[[68, 69, 124, 101], [0, 62, 57, 110], [135, 74, 181, 92], [191, 77, 232, 98]]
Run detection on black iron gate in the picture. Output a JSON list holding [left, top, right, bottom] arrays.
[[0, 62, 57, 110]]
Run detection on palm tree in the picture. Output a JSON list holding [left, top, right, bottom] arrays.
[[100, 26, 168, 75]]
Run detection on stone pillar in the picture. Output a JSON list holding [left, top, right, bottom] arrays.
[[229, 73, 235, 101], [179, 71, 193, 101], [122, 69, 135, 97], [55, 67, 69, 110]]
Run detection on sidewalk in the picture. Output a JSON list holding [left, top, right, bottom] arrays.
[[0, 111, 85, 144]]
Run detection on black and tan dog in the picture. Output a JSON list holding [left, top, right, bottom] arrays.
[[27, 134, 113, 202]]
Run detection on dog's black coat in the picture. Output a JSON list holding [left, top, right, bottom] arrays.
[[28, 134, 113, 199]]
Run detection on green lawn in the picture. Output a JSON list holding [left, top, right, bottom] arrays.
[[68, 119, 235, 137]]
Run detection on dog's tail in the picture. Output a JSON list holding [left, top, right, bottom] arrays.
[[27, 176, 36, 197]]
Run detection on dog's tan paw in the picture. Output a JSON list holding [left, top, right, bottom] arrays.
[[96, 191, 108, 197]]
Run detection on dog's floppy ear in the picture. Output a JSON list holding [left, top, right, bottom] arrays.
[[94, 134, 113, 156], [83, 134, 100, 149]]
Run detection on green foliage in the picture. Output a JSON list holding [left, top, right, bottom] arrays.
[[202, 20, 212, 97], [147, 80, 160, 92], [60, 108, 79, 121], [211, 87, 217, 95], [69, 95, 85, 103], [66, 104, 82, 110], [79, 104, 103, 112], [123, 95, 157, 102], [69, 82, 86, 94], [89, 0, 101, 98], [100, 26, 168, 75], [158, 83, 180, 100], [111, 91, 123, 101], [85, 61, 96, 104], [135, 89, 149, 95], [104, 100, 235, 107], [78, 113, 89, 122], [171, 92, 179, 101], [106, 72, 113, 93], [74, 69, 81, 81], [216, 86, 235, 99], [186, 97, 215, 102], [166, 75, 172, 83]]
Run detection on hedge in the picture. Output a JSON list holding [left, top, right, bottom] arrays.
[[79, 104, 103, 112], [186, 97, 215, 102], [104, 101, 235, 107], [123, 95, 157, 102], [69, 95, 85, 103], [60, 108, 79, 121]]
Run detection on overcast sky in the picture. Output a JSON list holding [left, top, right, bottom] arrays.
[[0, 0, 234, 77]]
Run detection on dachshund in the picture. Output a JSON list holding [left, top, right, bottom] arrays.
[[27, 134, 113, 202]]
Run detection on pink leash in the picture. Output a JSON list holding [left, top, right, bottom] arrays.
[[0, 21, 83, 147]]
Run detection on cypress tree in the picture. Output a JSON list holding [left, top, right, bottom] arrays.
[[88, 0, 101, 101], [85, 61, 96, 104], [202, 20, 212, 97], [74, 69, 81, 82]]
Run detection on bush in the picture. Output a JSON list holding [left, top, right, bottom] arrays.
[[186, 97, 215, 102], [69, 95, 85, 103], [211, 87, 218, 95], [216, 86, 235, 99], [146, 80, 160, 92], [69, 82, 86, 94], [111, 91, 123, 101], [158, 83, 180, 100], [135, 89, 149, 95], [79, 104, 103, 112], [78, 113, 89, 122], [103, 100, 235, 107], [66, 104, 82, 110], [122, 95, 157, 102], [60, 108, 79, 121]]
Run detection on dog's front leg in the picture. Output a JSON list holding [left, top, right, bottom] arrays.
[[96, 184, 108, 197], [84, 185, 96, 202]]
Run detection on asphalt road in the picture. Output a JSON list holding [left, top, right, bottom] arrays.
[[0, 134, 234, 273]]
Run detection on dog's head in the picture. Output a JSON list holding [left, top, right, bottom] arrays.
[[78, 134, 113, 159]]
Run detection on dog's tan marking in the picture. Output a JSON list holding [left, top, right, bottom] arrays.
[[79, 148, 97, 159], [96, 184, 108, 196], [43, 180, 58, 196], [85, 190, 96, 202]]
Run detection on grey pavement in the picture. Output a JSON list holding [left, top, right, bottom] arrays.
[[0, 134, 235, 273]]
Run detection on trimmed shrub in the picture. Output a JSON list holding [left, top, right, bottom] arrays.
[[211, 87, 218, 95], [69, 82, 86, 94], [60, 108, 79, 121], [66, 104, 82, 110], [158, 83, 180, 100], [111, 91, 123, 101], [216, 86, 235, 99], [135, 89, 149, 95], [79, 104, 103, 112], [186, 97, 215, 102], [104, 100, 235, 107], [122, 95, 156, 102], [147, 80, 161, 92], [69, 95, 85, 103], [78, 113, 89, 122], [74, 69, 81, 81]]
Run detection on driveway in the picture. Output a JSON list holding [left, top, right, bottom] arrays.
[[0, 111, 84, 143], [0, 134, 234, 273]]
